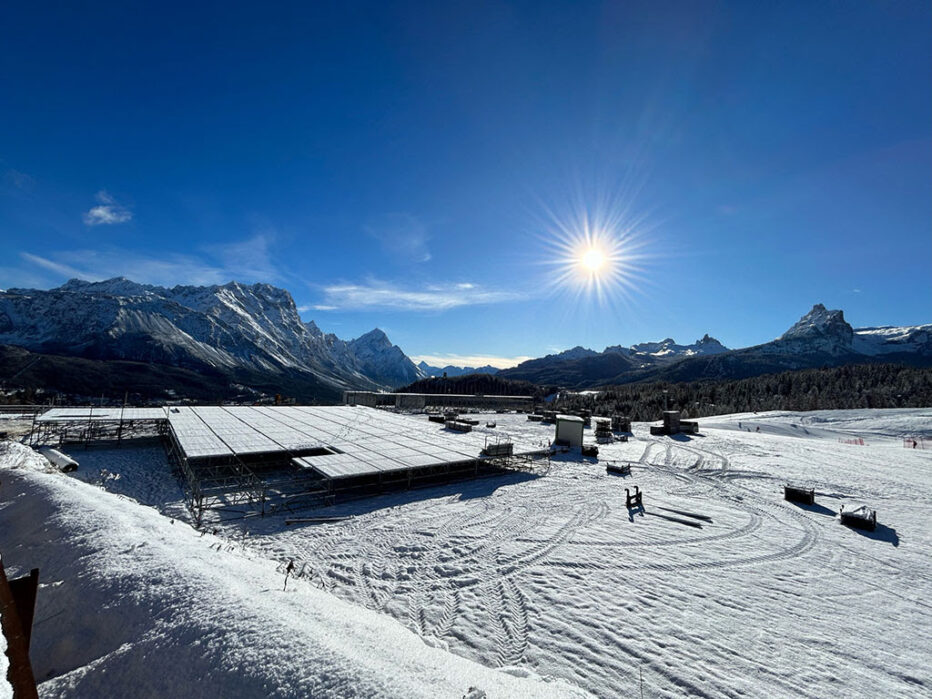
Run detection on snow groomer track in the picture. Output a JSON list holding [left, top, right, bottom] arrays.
[[234, 410, 932, 697]]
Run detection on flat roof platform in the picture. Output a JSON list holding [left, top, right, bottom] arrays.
[[163, 406, 549, 522], [166, 405, 544, 469], [36, 407, 168, 422]]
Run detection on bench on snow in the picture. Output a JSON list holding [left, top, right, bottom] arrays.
[[605, 462, 631, 476], [784, 484, 815, 505]]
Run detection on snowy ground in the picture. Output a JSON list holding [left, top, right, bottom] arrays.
[[0, 441, 585, 698], [2, 408, 931, 697]]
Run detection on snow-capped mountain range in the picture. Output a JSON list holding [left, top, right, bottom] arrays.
[[499, 304, 931, 387], [1, 278, 928, 400], [416, 361, 499, 378], [0, 278, 423, 397]]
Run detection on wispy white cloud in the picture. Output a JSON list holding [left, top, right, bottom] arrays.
[[20, 252, 86, 278], [364, 213, 432, 263], [18, 234, 282, 288], [317, 278, 526, 312], [410, 354, 532, 370], [203, 234, 281, 283], [2, 169, 36, 193], [83, 190, 132, 226]]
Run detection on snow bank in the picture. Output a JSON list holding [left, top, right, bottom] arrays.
[[0, 441, 588, 698]]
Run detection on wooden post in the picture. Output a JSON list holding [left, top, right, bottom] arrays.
[[0, 561, 39, 699], [283, 559, 295, 591]]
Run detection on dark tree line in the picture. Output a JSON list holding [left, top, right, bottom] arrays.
[[554, 363, 932, 420], [397, 374, 554, 397]]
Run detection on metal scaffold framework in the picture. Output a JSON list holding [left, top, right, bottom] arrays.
[[24, 404, 551, 525], [164, 405, 551, 524], [28, 407, 168, 448]]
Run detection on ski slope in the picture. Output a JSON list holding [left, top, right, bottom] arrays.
[[2, 408, 931, 697]]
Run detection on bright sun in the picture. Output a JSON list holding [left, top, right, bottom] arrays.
[[581, 248, 605, 273], [536, 194, 653, 310]]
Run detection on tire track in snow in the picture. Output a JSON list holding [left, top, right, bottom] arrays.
[[496, 502, 605, 575], [491, 577, 530, 667]]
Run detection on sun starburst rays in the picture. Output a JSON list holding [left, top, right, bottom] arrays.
[[536, 201, 656, 315]]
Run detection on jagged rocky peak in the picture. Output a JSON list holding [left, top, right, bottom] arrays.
[[619, 334, 728, 358], [694, 334, 728, 354], [352, 328, 392, 349], [780, 304, 853, 345], [57, 277, 155, 297], [631, 338, 677, 354], [348, 328, 421, 386], [553, 346, 599, 360]]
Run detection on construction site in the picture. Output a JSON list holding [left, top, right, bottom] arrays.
[[25, 404, 550, 524]]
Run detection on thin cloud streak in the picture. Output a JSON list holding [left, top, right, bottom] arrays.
[[364, 213, 432, 263], [411, 354, 532, 370], [318, 279, 528, 312], [2, 169, 36, 193]]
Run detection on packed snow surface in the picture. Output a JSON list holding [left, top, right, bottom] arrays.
[[3, 408, 932, 697], [0, 442, 585, 698]]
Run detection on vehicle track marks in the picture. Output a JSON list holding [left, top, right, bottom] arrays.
[[492, 577, 530, 666]]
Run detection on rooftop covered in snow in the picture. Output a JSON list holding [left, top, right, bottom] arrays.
[[166, 406, 545, 476]]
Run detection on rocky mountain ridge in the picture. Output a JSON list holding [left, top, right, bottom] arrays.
[[499, 305, 932, 387], [2, 281, 928, 401], [0, 278, 423, 399], [416, 361, 499, 378]]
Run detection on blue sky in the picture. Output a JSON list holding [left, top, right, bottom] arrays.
[[1, 1, 929, 368]]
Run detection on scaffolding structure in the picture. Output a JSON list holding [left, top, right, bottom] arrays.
[[299, 450, 550, 509], [24, 404, 551, 525], [164, 405, 551, 524], [28, 407, 167, 448]]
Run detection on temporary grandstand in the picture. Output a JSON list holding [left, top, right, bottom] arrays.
[[163, 405, 549, 524]]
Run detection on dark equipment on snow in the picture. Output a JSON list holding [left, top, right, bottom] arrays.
[[839, 505, 877, 531], [605, 462, 631, 476], [626, 486, 643, 510], [784, 484, 815, 505]]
